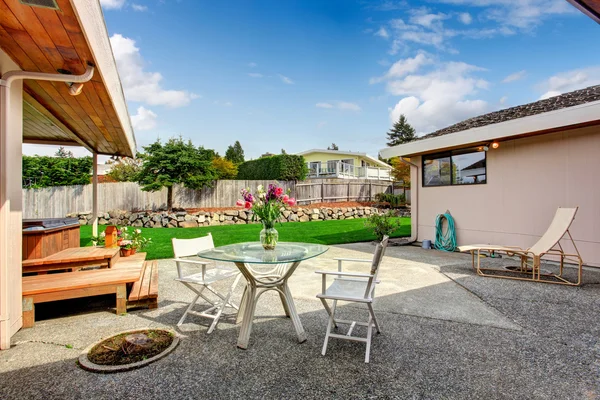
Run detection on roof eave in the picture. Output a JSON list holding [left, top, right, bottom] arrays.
[[380, 100, 600, 159], [70, 0, 137, 157], [566, 0, 600, 24]]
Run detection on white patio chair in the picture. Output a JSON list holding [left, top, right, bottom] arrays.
[[172, 233, 241, 333], [316, 236, 389, 363]]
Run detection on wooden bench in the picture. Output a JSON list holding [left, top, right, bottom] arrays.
[[126, 260, 159, 309], [22, 268, 142, 328], [22, 247, 120, 274]]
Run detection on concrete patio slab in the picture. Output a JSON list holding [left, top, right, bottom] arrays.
[[1, 244, 599, 399]]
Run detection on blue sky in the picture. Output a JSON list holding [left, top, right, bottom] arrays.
[[23, 0, 600, 160]]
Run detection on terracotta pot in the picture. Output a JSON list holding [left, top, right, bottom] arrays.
[[120, 248, 137, 257]]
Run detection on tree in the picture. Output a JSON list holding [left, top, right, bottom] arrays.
[[390, 157, 411, 185], [22, 155, 92, 188], [136, 137, 218, 210], [105, 157, 142, 182], [281, 148, 287, 154], [386, 114, 417, 146], [327, 143, 339, 150], [55, 146, 74, 158], [225, 141, 245, 164], [211, 157, 238, 180]]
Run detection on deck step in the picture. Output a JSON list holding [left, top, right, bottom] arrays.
[[128, 260, 158, 309]]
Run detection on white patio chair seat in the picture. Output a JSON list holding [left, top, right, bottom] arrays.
[[172, 233, 241, 334], [319, 277, 378, 301], [177, 265, 239, 285], [316, 236, 389, 363]]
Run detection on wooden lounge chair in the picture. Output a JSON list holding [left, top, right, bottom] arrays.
[[458, 207, 583, 286]]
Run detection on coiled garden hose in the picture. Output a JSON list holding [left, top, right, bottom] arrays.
[[434, 212, 457, 252]]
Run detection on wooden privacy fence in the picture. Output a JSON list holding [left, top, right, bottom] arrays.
[[295, 180, 391, 204], [22, 179, 392, 219]]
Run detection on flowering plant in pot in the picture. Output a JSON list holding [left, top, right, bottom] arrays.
[[237, 184, 296, 250], [118, 227, 152, 257]]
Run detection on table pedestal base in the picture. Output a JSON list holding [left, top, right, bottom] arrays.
[[234, 261, 306, 349]]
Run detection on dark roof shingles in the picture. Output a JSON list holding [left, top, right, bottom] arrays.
[[417, 85, 600, 141]]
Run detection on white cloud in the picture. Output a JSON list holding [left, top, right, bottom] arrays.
[[278, 74, 294, 84], [370, 52, 434, 83], [131, 106, 157, 131], [373, 55, 490, 133], [337, 102, 361, 111], [316, 103, 333, 109], [317, 121, 327, 129], [458, 12, 472, 24], [110, 34, 198, 108], [376, 27, 390, 39], [131, 4, 148, 12], [502, 70, 527, 83], [537, 66, 600, 99], [100, 0, 126, 9], [248, 73, 264, 78], [316, 102, 361, 111], [499, 96, 508, 105], [409, 9, 449, 28], [248, 62, 257, 67], [436, 0, 576, 29]]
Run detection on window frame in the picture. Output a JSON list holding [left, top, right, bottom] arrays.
[[422, 149, 487, 188]]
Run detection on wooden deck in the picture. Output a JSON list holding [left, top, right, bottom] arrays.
[[21, 251, 159, 327], [22, 246, 120, 274]]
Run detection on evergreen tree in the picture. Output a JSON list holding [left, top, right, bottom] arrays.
[[55, 146, 74, 158], [225, 141, 245, 164], [327, 143, 339, 150], [386, 115, 417, 146], [136, 137, 218, 210]]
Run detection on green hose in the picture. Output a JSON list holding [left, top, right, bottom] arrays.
[[434, 212, 457, 252]]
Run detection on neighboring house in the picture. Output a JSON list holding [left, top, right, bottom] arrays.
[[380, 85, 600, 267], [296, 149, 392, 181], [0, 0, 136, 348]]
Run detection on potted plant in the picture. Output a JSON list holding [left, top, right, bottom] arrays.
[[118, 227, 151, 257], [236, 184, 296, 250]]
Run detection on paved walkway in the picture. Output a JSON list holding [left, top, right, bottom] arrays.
[[2, 244, 600, 399]]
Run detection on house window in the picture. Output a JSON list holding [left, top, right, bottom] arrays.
[[309, 162, 320, 175], [326, 160, 339, 173], [423, 149, 486, 187]]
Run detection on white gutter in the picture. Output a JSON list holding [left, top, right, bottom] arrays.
[[399, 157, 418, 243], [0, 66, 93, 323]]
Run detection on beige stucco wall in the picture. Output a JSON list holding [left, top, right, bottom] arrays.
[[0, 49, 23, 348], [414, 125, 600, 267]]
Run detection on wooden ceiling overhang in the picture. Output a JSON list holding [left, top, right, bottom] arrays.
[[567, 0, 600, 23], [0, 0, 136, 157]]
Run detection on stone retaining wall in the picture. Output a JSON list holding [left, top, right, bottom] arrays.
[[68, 206, 410, 228]]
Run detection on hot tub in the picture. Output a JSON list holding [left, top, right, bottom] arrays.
[[22, 218, 81, 261]]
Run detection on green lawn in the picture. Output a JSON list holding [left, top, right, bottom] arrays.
[[80, 217, 411, 260]]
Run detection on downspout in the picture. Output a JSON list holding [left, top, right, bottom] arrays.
[[0, 65, 94, 325], [398, 157, 418, 243]]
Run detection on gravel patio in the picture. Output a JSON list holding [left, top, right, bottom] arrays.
[[1, 243, 599, 399]]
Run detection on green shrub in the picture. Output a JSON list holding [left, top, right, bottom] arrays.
[[375, 192, 406, 207], [364, 211, 401, 241], [236, 154, 308, 181]]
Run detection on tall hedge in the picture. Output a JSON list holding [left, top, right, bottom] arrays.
[[236, 154, 308, 181]]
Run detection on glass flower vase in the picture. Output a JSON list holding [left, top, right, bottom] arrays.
[[260, 221, 278, 250]]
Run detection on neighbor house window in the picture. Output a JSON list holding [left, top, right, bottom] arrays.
[[423, 149, 486, 187], [326, 160, 339, 173]]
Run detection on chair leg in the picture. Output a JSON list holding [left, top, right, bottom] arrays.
[[365, 314, 373, 363], [207, 274, 242, 334], [367, 303, 381, 334], [322, 300, 338, 356], [178, 283, 206, 326], [320, 298, 338, 328]]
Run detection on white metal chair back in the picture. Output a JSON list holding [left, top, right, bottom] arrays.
[[367, 235, 388, 295], [172, 233, 215, 279], [528, 207, 577, 256]]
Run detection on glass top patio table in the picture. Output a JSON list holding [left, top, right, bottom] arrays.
[[197, 242, 328, 264]]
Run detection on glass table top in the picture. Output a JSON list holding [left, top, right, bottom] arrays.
[[198, 242, 329, 264]]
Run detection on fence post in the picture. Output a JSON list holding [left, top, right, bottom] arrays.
[[369, 181, 372, 201], [347, 181, 350, 202], [321, 181, 325, 203]]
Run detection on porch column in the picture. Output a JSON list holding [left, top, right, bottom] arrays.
[[92, 153, 98, 237], [0, 57, 24, 349]]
